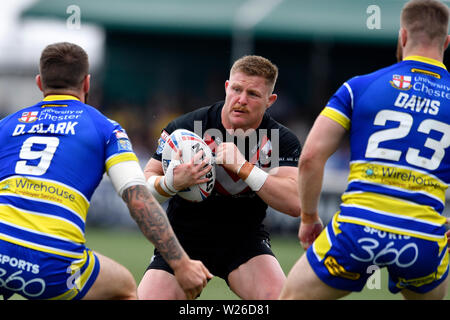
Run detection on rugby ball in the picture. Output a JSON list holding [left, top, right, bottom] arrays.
[[161, 129, 215, 202]]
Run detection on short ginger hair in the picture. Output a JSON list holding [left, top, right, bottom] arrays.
[[230, 55, 278, 93]]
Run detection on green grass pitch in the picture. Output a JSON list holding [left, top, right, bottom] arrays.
[[83, 228, 450, 300], [8, 227, 450, 300]]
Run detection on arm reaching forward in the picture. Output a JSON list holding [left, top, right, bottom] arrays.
[[297, 115, 347, 249], [122, 184, 212, 299]]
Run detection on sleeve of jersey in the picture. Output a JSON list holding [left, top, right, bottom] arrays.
[[320, 81, 354, 131], [104, 123, 146, 196], [278, 130, 302, 168]]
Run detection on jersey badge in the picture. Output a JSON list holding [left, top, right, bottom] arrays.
[[117, 139, 132, 151], [18, 111, 39, 123], [390, 74, 412, 90], [114, 129, 129, 140]]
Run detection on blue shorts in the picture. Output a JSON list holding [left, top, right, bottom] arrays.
[[307, 214, 449, 294], [0, 240, 100, 300]]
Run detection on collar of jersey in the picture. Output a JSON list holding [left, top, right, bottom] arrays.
[[404, 55, 447, 70], [42, 94, 80, 101]]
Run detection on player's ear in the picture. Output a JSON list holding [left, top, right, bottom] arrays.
[[225, 80, 229, 91], [444, 35, 450, 51], [400, 27, 408, 47], [266, 93, 277, 109], [83, 74, 90, 93], [35, 75, 44, 92]]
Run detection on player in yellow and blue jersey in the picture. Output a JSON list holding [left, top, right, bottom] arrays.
[[280, 0, 450, 299], [0, 42, 211, 300]]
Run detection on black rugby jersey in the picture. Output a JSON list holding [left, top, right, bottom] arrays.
[[153, 101, 301, 243]]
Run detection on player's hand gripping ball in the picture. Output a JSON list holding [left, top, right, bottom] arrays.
[[162, 129, 215, 202]]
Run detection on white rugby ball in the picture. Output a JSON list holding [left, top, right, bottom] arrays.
[[161, 129, 215, 202]]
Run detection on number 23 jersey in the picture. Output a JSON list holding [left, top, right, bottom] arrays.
[[322, 56, 450, 242]]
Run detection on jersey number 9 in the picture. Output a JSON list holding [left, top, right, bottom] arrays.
[[15, 136, 60, 176]]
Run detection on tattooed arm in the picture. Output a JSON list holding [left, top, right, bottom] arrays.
[[122, 185, 183, 263], [122, 184, 212, 299]]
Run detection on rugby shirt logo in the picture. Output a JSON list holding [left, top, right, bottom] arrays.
[[390, 74, 412, 90], [18, 111, 39, 123]]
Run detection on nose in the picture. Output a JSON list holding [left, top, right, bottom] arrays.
[[237, 92, 248, 106]]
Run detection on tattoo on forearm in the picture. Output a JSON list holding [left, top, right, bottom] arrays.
[[122, 185, 183, 263]]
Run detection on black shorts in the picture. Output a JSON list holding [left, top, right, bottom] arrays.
[[146, 232, 275, 284]]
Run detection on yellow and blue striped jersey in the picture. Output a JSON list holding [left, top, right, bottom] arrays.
[[0, 95, 139, 259], [322, 56, 450, 242]]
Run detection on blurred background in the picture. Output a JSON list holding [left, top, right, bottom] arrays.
[[2, 0, 450, 299]]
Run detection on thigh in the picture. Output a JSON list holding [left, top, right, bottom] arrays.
[[225, 233, 284, 299], [82, 251, 136, 300], [228, 254, 285, 300], [138, 269, 186, 300], [138, 250, 188, 299], [280, 252, 350, 300]]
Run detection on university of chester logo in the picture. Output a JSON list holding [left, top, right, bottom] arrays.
[[18, 111, 39, 123], [390, 74, 412, 90]]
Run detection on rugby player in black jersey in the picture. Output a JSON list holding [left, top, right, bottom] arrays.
[[138, 55, 301, 299]]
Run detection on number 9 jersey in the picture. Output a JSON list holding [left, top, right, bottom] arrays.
[[0, 95, 144, 299], [321, 56, 450, 242]]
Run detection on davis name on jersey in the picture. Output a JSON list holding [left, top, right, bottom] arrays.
[[394, 92, 440, 115], [321, 56, 450, 242]]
